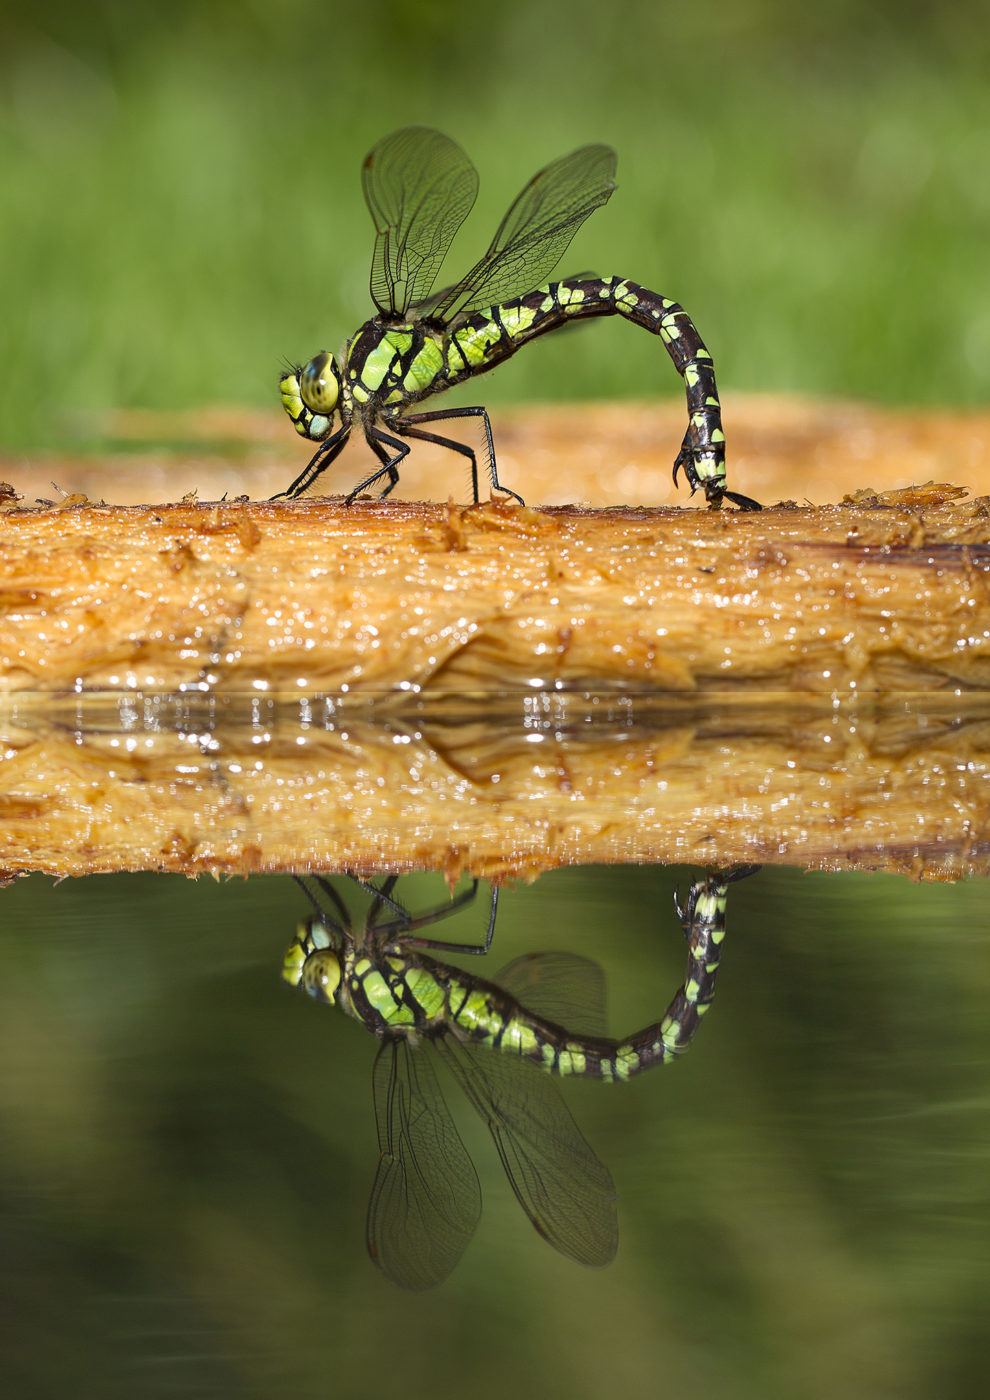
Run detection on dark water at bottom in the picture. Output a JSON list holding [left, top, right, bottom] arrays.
[[1, 865, 987, 1399]]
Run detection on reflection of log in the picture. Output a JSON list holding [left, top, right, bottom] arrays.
[[2, 694, 989, 880], [1, 484, 989, 879]]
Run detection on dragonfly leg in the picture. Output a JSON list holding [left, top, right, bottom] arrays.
[[399, 407, 525, 505], [271, 425, 351, 500], [350, 425, 408, 500], [293, 874, 351, 929], [373, 877, 499, 955], [392, 421, 482, 503], [363, 873, 403, 926], [319, 873, 497, 954], [402, 884, 499, 955]]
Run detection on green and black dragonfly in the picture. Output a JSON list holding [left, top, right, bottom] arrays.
[[282, 866, 758, 1289], [279, 126, 760, 510]]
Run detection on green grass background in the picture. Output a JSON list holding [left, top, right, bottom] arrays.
[[2, 0, 989, 450]]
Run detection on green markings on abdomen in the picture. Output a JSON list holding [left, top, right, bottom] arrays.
[[439, 869, 743, 1084], [441, 277, 727, 501], [369, 867, 752, 1086]]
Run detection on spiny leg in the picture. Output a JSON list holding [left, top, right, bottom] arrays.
[[391, 421, 482, 503], [358, 872, 498, 954], [347, 425, 408, 501], [272, 425, 351, 500], [351, 873, 480, 934], [403, 884, 499, 955], [398, 406, 525, 505], [362, 872, 402, 927], [346, 872, 411, 923], [293, 873, 350, 929]]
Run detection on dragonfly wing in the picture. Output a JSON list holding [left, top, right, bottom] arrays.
[[362, 127, 479, 318], [430, 143, 617, 323], [437, 1035, 618, 1268], [368, 1037, 481, 1290], [495, 952, 608, 1039]]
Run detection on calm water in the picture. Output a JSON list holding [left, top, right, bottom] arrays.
[[1, 865, 988, 1398]]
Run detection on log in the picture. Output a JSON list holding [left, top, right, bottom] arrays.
[[1, 461, 989, 880], [2, 487, 989, 692]]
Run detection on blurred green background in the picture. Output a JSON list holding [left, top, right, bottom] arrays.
[[2, 0, 989, 452]]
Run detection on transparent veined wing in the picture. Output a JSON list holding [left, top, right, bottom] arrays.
[[427, 144, 617, 324], [367, 1036, 481, 1290], [362, 127, 479, 318], [495, 952, 608, 1039], [437, 1034, 618, 1268]]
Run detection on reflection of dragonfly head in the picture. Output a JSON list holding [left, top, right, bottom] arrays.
[[281, 919, 345, 1005]]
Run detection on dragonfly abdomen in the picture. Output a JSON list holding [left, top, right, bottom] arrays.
[[443, 276, 727, 502], [348, 869, 737, 1083], [449, 276, 702, 356], [443, 869, 733, 1083], [443, 1005, 699, 1083]]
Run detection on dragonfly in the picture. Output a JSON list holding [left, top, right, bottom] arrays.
[[282, 865, 759, 1289], [278, 126, 761, 511]]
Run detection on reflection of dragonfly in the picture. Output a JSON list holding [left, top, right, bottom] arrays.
[[278, 126, 761, 511], [282, 867, 758, 1289]]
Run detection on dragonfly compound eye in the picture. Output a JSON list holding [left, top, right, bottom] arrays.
[[281, 931, 309, 988], [300, 950, 343, 1005], [300, 352, 341, 415]]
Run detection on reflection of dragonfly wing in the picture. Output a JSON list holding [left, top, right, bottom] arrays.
[[437, 1034, 618, 1268], [496, 951, 608, 1038], [368, 1037, 481, 1290]]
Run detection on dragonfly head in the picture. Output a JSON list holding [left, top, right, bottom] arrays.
[[282, 919, 344, 1005], [280, 351, 343, 441]]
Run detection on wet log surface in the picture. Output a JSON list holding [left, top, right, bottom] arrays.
[[1, 486, 988, 694]]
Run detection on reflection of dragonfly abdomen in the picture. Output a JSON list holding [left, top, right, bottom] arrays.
[[278, 127, 761, 511], [282, 867, 756, 1289]]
